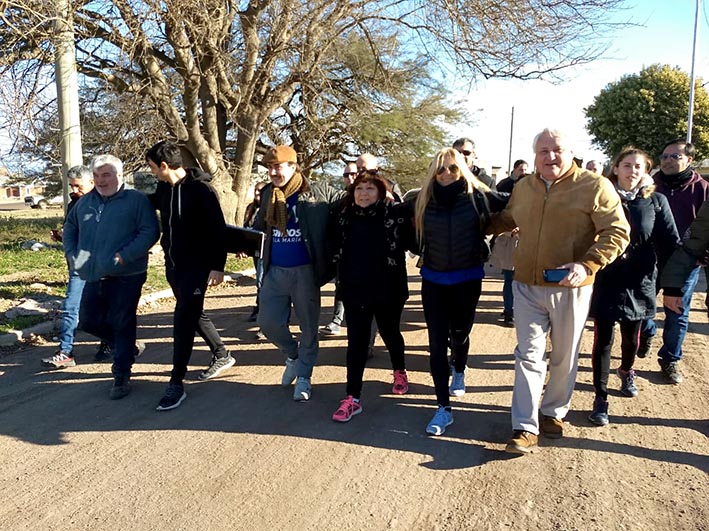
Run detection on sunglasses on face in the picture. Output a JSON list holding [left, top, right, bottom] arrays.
[[458, 150, 474, 157], [659, 153, 684, 160], [343, 172, 358, 177], [437, 164, 461, 175], [360, 168, 379, 176]]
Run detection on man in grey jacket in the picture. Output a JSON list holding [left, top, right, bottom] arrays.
[[63, 155, 160, 400]]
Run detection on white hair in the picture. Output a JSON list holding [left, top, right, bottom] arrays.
[[532, 128, 573, 153], [90, 154, 123, 177]]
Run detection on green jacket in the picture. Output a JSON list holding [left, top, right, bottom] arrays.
[[661, 199, 709, 296], [255, 177, 344, 287]]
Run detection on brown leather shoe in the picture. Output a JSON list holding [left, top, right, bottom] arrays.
[[505, 430, 538, 454], [541, 416, 563, 439]]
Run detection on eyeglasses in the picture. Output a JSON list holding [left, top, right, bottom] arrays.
[[457, 150, 474, 157], [360, 169, 379, 176], [659, 153, 685, 160], [437, 164, 461, 175], [343, 172, 358, 177]]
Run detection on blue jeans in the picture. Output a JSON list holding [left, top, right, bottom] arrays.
[[258, 265, 320, 378], [79, 272, 147, 377], [643, 266, 700, 363], [59, 270, 86, 353], [502, 269, 514, 315]]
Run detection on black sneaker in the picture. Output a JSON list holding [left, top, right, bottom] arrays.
[[637, 335, 653, 359], [198, 353, 236, 381], [588, 395, 609, 426], [247, 307, 259, 322], [109, 375, 131, 400], [94, 341, 112, 362], [659, 359, 684, 384], [41, 351, 76, 369], [156, 383, 187, 411], [502, 312, 515, 327]]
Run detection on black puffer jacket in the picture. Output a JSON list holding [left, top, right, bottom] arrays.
[[590, 187, 679, 321], [149, 168, 227, 272], [415, 180, 506, 271]]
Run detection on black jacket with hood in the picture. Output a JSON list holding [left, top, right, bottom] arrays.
[[149, 167, 227, 273]]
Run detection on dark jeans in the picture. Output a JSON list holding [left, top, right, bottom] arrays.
[[343, 300, 406, 399], [167, 268, 227, 384], [422, 278, 482, 407], [79, 272, 147, 377], [591, 318, 641, 400], [502, 269, 514, 315]]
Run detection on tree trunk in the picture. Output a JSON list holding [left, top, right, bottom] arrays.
[[230, 113, 261, 226]]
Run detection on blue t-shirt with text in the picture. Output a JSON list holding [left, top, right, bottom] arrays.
[[270, 193, 311, 268]]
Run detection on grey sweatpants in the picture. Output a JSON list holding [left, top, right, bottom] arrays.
[[258, 264, 321, 378]]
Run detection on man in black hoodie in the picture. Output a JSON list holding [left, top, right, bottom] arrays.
[[146, 141, 235, 411]]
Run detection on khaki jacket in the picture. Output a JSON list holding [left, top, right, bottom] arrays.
[[489, 164, 630, 287]]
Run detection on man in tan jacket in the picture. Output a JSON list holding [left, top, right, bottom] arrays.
[[491, 128, 630, 455]]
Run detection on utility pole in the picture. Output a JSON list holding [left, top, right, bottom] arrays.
[[687, 0, 701, 143], [507, 106, 515, 175], [54, 0, 83, 213]]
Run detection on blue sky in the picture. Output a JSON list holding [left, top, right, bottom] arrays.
[[457, 0, 709, 172]]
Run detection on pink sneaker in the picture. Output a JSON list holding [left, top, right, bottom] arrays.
[[332, 395, 362, 422], [392, 370, 409, 395]]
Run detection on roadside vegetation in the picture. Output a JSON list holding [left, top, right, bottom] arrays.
[[0, 211, 253, 333]]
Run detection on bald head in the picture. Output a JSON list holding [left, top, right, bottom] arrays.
[[356, 153, 378, 172]]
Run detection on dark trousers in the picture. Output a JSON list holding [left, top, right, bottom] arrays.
[[167, 268, 227, 384], [79, 272, 147, 377], [422, 278, 482, 407], [591, 318, 641, 400], [343, 300, 406, 399]]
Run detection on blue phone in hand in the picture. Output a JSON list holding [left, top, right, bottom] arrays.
[[543, 268, 570, 283]]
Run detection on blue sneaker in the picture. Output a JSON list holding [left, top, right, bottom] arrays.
[[293, 376, 312, 402], [617, 368, 638, 397], [426, 406, 453, 436], [449, 369, 465, 397], [588, 396, 609, 426]]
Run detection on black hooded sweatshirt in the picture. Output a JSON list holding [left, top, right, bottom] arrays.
[[150, 167, 227, 273]]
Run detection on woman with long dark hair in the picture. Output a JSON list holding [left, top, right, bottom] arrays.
[[588, 147, 679, 425]]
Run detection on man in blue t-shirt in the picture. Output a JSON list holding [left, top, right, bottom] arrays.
[[255, 146, 343, 402]]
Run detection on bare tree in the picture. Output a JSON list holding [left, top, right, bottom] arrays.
[[0, 0, 624, 223]]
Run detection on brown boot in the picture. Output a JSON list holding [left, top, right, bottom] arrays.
[[505, 430, 538, 455], [541, 416, 563, 439]]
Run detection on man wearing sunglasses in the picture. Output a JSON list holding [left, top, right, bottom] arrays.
[[639, 139, 709, 384], [452, 137, 497, 191]]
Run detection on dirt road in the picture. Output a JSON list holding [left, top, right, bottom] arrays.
[[1, 266, 707, 530]]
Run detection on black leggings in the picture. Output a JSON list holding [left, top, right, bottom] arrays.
[[421, 278, 481, 407], [343, 300, 406, 399], [591, 318, 641, 400]]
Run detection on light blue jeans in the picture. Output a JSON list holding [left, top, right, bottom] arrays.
[[258, 265, 321, 378], [59, 270, 86, 353]]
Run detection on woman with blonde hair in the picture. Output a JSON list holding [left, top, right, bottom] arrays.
[[411, 147, 506, 435]]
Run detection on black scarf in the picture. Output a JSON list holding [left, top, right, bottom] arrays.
[[656, 167, 694, 190], [433, 178, 466, 208]]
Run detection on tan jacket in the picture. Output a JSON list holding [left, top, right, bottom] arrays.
[[489, 164, 630, 287]]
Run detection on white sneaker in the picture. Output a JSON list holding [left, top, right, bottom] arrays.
[[293, 377, 312, 402], [281, 358, 298, 387]]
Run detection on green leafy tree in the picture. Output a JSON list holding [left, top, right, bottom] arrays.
[[585, 64, 709, 160]]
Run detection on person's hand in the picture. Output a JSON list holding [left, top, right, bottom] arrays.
[[558, 262, 589, 288], [207, 270, 224, 287], [663, 295, 683, 314]]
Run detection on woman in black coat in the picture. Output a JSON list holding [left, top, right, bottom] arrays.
[[588, 147, 679, 426], [329, 172, 414, 423]]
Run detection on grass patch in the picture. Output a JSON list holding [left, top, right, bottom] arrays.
[[0, 213, 63, 246], [0, 314, 47, 334]]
